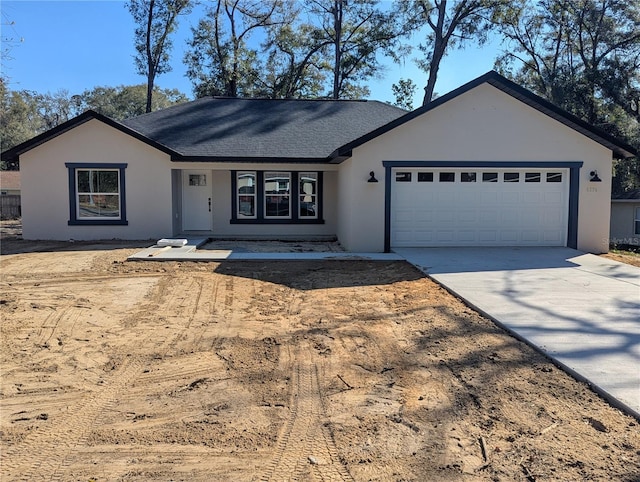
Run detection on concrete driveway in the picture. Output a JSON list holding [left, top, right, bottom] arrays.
[[394, 247, 640, 419]]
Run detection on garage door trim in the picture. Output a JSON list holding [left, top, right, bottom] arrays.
[[382, 161, 583, 252]]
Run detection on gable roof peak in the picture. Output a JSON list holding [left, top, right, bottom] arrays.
[[335, 70, 637, 160]]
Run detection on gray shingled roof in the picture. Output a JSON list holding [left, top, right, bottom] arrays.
[[4, 71, 635, 166], [612, 189, 640, 200], [121, 97, 407, 161]]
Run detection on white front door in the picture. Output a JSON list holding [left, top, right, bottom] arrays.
[[183, 170, 212, 231]]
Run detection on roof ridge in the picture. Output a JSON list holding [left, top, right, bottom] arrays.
[[122, 96, 211, 122], [209, 96, 370, 102]]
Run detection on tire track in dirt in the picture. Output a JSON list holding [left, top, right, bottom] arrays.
[[189, 275, 220, 350], [1, 273, 213, 481], [33, 305, 81, 348], [1, 272, 161, 287], [260, 342, 353, 482], [1, 354, 145, 481]]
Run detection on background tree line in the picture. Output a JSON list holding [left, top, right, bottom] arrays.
[[2, 0, 639, 192]]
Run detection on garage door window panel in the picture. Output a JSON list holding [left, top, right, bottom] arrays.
[[525, 172, 541, 182], [418, 172, 433, 182], [396, 172, 412, 182], [439, 172, 455, 182], [483, 173, 498, 182], [461, 172, 477, 182], [504, 173, 520, 182], [547, 172, 563, 182]]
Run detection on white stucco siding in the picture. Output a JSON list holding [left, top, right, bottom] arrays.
[[21, 119, 174, 240], [336, 157, 385, 251], [340, 83, 613, 253]]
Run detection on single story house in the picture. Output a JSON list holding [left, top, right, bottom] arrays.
[[0, 170, 21, 196], [0, 170, 21, 219], [610, 190, 640, 247], [2, 71, 636, 253]]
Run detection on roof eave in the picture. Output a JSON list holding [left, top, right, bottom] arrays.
[[172, 155, 333, 164]]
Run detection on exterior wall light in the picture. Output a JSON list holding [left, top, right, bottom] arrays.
[[589, 170, 602, 182], [368, 171, 378, 183]]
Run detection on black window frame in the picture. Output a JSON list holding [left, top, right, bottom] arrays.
[[66, 163, 128, 226], [230, 170, 324, 224]]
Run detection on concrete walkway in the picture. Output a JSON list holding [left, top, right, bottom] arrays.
[[394, 247, 640, 419], [128, 239, 403, 261]]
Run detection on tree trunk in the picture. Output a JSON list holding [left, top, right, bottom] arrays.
[[145, 0, 155, 113], [422, 50, 443, 105], [332, 0, 342, 99], [146, 72, 154, 113], [421, 0, 447, 106]]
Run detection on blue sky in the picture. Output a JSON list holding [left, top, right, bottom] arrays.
[[2, 0, 504, 104]]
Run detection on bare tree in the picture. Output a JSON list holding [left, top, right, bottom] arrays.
[[400, 0, 507, 105], [127, 0, 192, 112], [185, 0, 286, 97], [260, 21, 330, 98], [309, 0, 407, 99], [1, 12, 24, 84]]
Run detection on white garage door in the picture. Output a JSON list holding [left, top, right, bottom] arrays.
[[391, 168, 569, 247]]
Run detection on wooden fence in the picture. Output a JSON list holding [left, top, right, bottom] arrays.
[[0, 195, 21, 219]]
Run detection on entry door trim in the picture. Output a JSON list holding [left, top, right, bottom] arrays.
[[382, 161, 583, 252]]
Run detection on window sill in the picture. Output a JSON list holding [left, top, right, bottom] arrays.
[[68, 220, 129, 226], [230, 219, 324, 225]]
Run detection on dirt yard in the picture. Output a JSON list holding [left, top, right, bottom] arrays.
[[1, 226, 639, 481]]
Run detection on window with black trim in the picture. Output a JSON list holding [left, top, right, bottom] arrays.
[[66, 163, 128, 226], [265, 171, 291, 218], [299, 172, 318, 219], [635, 207, 640, 235], [237, 171, 256, 219], [395, 172, 412, 182], [231, 170, 323, 224]]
